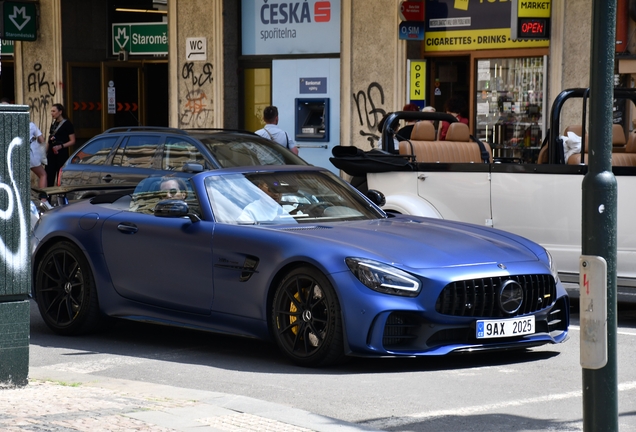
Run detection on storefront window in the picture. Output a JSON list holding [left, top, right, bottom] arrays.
[[475, 56, 547, 162]]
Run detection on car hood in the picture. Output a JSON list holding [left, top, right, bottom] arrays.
[[279, 216, 541, 270]]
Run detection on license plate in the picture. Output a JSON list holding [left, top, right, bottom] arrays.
[[476, 316, 535, 339]]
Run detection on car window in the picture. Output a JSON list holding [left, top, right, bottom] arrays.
[[196, 135, 307, 167], [112, 135, 160, 168], [162, 137, 206, 171], [128, 176, 201, 216], [70, 136, 118, 165], [205, 171, 384, 224]]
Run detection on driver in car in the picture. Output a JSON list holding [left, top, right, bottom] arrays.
[[159, 178, 188, 200], [237, 179, 290, 223]]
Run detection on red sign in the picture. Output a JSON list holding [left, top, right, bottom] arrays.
[[400, 1, 424, 22]]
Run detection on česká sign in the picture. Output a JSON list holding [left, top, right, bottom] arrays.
[[112, 23, 168, 56]]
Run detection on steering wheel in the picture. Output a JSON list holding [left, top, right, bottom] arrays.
[[299, 202, 333, 217]]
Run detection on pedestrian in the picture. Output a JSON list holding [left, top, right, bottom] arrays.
[[0, 98, 47, 188], [376, 113, 400, 151], [29, 121, 47, 189], [46, 103, 75, 187], [255, 106, 299, 155], [396, 103, 421, 141], [439, 95, 469, 141]]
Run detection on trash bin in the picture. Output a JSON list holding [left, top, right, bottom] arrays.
[[0, 103, 31, 387]]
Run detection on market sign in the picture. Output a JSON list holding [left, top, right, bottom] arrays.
[[424, 0, 550, 52], [511, 0, 551, 40], [0, 1, 37, 41], [111, 23, 168, 56]]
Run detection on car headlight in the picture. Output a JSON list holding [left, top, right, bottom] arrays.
[[543, 249, 559, 282], [345, 257, 421, 297]]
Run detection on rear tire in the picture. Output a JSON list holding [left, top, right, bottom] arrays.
[[34, 241, 101, 335], [271, 266, 345, 367]]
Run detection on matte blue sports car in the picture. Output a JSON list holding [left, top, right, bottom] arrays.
[[31, 166, 569, 366]]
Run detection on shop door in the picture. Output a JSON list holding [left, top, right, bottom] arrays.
[[102, 63, 142, 129], [429, 56, 470, 117], [68, 62, 168, 143]]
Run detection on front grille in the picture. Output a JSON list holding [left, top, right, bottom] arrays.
[[382, 313, 419, 348], [435, 274, 556, 318], [547, 297, 569, 332]]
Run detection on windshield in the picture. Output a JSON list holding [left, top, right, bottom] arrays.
[[195, 135, 307, 167], [204, 170, 385, 225]]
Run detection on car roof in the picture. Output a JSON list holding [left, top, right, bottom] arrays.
[[99, 126, 259, 138], [194, 164, 327, 178]]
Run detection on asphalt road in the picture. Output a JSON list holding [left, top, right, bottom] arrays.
[[29, 300, 636, 432]]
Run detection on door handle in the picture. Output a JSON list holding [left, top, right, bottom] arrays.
[[102, 174, 113, 182], [296, 144, 328, 149], [117, 222, 138, 234]]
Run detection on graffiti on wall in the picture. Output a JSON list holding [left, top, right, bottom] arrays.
[[26, 63, 57, 132], [179, 62, 214, 128], [353, 82, 386, 148], [0, 137, 28, 272]]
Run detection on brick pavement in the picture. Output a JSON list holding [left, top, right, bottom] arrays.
[[0, 367, 379, 432]]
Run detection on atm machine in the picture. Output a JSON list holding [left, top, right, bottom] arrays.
[[295, 98, 329, 142], [272, 58, 340, 174]]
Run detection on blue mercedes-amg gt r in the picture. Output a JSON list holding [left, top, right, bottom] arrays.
[[31, 166, 569, 366]]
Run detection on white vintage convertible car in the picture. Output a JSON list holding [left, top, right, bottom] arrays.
[[331, 88, 636, 302]]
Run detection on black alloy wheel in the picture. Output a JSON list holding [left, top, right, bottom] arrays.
[[34, 241, 101, 335], [272, 266, 344, 367]]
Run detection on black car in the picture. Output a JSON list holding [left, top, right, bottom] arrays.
[[56, 127, 307, 190]]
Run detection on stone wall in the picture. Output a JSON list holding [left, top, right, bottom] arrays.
[[342, 0, 405, 150], [169, 0, 223, 129], [15, 0, 63, 134]]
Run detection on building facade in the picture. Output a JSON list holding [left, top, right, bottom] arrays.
[[3, 0, 628, 172]]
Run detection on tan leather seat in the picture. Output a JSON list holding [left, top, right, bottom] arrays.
[[410, 121, 436, 141], [567, 124, 636, 166], [398, 121, 492, 163], [445, 122, 471, 142]]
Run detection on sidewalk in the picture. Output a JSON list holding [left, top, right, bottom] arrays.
[[0, 367, 381, 432]]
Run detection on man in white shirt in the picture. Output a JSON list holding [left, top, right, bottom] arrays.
[[255, 106, 299, 155]]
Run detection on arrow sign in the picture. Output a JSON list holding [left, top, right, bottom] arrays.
[[111, 23, 168, 55], [9, 5, 30, 31], [1, 1, 37, 41], [114, 26, 129, 51]]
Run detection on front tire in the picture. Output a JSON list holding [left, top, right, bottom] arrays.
[[272, 266, 345, 367], [34, 241, 101, 335]]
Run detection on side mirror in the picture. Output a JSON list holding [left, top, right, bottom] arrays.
[[183, 162, 204, 173], [154, 200, 201, 222], [365, 189, 386, 207]]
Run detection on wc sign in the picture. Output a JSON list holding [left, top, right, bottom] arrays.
[[186, 37, 207, 61]]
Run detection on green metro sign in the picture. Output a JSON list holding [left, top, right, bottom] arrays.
[[1, 1, 37, 41], [112, 22, 168, 56]]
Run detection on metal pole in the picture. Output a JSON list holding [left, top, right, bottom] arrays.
[[582, 0, 618, 430]]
